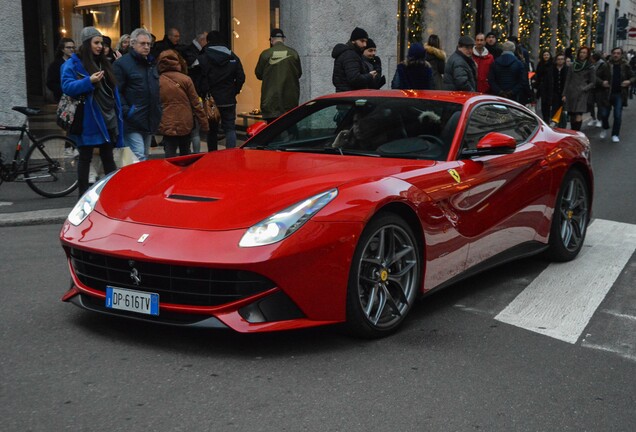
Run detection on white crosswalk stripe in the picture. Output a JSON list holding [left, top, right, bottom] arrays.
[[495, 219, 636, 343], [454, 219, 636, 362]]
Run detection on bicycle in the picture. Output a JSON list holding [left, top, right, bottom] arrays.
[[0, 106, 78, 197]]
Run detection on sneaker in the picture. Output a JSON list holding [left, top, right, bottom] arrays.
[[594, 120, 602, 127], [612, 135, 620, 143], [586, 119, 596, 127], [64, 147, 79, 158], [600, 130, 607, 139]]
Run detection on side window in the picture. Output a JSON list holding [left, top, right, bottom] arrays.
[[508, 107, 539, 142], [462, 104, 537, 151]]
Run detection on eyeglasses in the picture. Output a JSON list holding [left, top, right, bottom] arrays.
[[136, 42, 151, 46], [64, 46, 75, 50]]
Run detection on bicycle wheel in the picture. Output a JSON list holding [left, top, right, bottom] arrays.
[[24, 135, 79, 198]]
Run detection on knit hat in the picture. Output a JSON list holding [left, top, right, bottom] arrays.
[[502, 41, 515, 52], [458, 35, 475, 47], [366, 38, 376, 49], [80, 26, 102, 43], [270, 28, 285, 38], [350, 27, 369, 41], [407, 42, 426, 59]]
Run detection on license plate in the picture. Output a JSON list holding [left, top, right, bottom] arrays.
[[105, 286, 159, 316]]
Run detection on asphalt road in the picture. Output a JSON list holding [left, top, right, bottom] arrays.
[[1, 106, 636, 431], [0, 223, 634, 431]]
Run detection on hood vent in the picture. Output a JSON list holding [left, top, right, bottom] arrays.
[[168, 194, 218, 202]]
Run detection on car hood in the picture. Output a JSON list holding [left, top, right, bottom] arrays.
[[97, 149, 433, 230]]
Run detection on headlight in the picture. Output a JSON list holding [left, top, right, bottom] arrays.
[[67, 170, 117, 226], [239, 189, 338, 247]]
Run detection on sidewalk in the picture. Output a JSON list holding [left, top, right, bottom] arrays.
[[0, 104, 244, 226]]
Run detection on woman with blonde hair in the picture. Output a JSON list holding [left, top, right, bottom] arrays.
[[115, 34, 130, 56]]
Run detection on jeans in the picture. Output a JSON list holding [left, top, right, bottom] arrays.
[[125, 131, 152, 161], [163, 135, 191, 158], [190, 120, 201, 153], [207, 105, 237, 151], [599, 92, 624, 136]]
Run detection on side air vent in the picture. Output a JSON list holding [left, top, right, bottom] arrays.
[[167, 194, 218, 202]]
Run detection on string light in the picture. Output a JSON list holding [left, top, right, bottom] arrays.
[[407, 1, 423, 43], [461, 0, 476, 36], [491, 0, 511, 43]]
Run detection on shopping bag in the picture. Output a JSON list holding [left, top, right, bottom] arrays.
[[550, 106, 563, 127], [113, 147, 139, 168]]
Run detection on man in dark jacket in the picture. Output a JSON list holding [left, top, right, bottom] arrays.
[[443, 35, 477, 91], [485, 31, 502, 59], [255, 28, 302, 123], [197, 31, 245, 150], [599, 47, 636, 142], [332, 27, 377, 92], [113, 27, 162, 161], [151, 27, 185, 59], [361, 38, 386, 89], [488, 41, 526, 102]]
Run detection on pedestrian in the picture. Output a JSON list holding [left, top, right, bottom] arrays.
[[361, 38, 386, 89], [390, 42, 432, 90], [46, 37, 75, 102], [424, 34, 446, 90], [181, 31, 208, 153], [550, 53, 569, 127], [331, 27, 377, 92], [255, 28, 303, 122], [562, 46, 595, 131], [472, 33, 494, 94], [598, 47, 635, 142], [116, 34, 130, 56], [591, 51, 610, 134], [113, 27, 162, 161], [60, 26, 123, 197], [585, 51, 604, 128], [102, 36, 119, 63], [442, 35, 477, 92], [534, 50, 554, 122], [485, 31, 502, 59], [157, 50, 209, 158], [151, 27, 185, 58], [182, 31, 208, 69], [197, 30, 245, 151], [488, 41, 526, 102]]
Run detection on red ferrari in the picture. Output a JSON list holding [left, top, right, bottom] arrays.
[[60, 90, 593, 337]]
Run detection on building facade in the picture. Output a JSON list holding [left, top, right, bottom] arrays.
[[2, 0, 636, 152]]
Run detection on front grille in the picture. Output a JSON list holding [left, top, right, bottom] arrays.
[[68, 247, 275, 306]]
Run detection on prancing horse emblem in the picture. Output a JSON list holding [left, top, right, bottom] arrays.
[[130, 268, 141, 285]]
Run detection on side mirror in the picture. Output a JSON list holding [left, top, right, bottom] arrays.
[[461, 132, 516, 157], [246, 121, 267, 138]]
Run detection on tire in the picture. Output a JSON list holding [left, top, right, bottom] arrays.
[[345, 212, 421, 338], [545, 169, 590, 262], [24, 135, 79, 198]]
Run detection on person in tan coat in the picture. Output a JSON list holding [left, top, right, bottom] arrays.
[[157, 49, 209, 157]]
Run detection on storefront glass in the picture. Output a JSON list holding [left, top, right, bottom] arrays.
[[231, 0, 277, 117], [59, 0, 121, 43]]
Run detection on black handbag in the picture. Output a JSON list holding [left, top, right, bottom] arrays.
[[69, 98, 85, 135]]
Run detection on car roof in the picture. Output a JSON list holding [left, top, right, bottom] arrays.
[[315, 89, 482, 105]]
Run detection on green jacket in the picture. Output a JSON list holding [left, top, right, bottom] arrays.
[[255, 42, 302, 119]]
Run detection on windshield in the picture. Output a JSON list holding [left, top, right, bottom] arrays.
[[244, 97, 463, 160]]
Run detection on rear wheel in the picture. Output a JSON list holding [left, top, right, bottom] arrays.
[[545, 169, 589, 261], [345, 212, 421, 338], [24, 135, 78, 198]]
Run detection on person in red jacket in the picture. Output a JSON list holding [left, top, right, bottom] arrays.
[[472, 33, 494, 94]]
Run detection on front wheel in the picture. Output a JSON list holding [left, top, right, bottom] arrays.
[[345, 212, 421, 338], [24, 135, 78, 198], [545, 169, 590, 262]]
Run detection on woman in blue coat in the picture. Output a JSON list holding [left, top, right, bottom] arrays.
[[61, 26, 124, 196]]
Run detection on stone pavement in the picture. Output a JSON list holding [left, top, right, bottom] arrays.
[[0, 104, 243, 226]]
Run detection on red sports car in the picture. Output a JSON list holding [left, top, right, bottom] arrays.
[[60, 90, 593, 338]]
